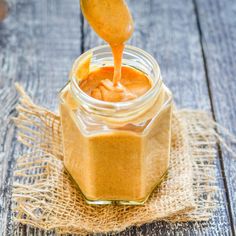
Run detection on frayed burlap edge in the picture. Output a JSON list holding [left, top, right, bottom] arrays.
[[11, 83, 220, 235]]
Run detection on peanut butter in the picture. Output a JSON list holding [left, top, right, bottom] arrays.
[[59, 0, 173, 204], [80, 0, 133, 45], [60, 82, 172, 202], [79, 66, 152, 102], [80, 0, 134, 96]]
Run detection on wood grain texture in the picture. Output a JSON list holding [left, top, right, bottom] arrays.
[[82, 0, 233, 235], [0, 0, 81, 235], [0, 4, 24, 233], [195, 0, 236, 233]]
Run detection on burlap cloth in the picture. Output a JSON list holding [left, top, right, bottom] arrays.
[[11, 84, 221, 235]]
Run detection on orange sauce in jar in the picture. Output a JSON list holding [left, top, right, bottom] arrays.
[[59, 0, 173, 204]]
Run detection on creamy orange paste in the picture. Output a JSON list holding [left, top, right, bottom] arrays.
[[80, 0, 143, 101], [59, 0, 172, 203], [60, 84, 172, 202], [79, 66, 152, 102]]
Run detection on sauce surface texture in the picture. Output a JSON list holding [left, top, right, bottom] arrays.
[[80, 66, 152, 102]]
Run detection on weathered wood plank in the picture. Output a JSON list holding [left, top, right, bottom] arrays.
[[0, 0, 81, 235], [83, 0, 233, 235], [0, 9, 24, 234], [195, 0, 236, 233]]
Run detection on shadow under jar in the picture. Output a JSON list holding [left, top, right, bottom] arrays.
[[59, 45, 173, 205]]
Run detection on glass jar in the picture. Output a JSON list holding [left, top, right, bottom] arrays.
[[59, 45, 173, 205]]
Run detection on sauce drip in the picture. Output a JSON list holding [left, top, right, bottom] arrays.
[[111, 44, 124, 86], [80, 0, 134, 84]]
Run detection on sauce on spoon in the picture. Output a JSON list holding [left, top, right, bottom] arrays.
[[80, 0, 151, 102]]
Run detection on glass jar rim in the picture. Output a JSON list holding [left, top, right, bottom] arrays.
[[70, 44, 162, 113]]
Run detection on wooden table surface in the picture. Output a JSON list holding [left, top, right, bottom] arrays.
[[0, 0, 236, 235]]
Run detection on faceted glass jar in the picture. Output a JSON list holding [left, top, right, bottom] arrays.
[[59, 45, 173, 205]]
